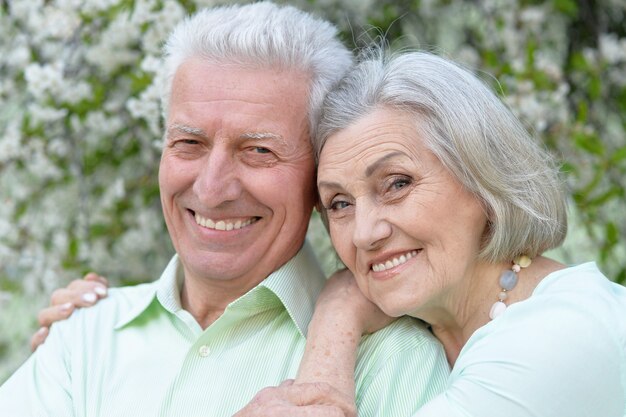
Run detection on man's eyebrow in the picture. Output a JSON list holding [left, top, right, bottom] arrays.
[[167, 124, 208, 138], [239, 132, 285, 142], [365, 151, 405, 177]]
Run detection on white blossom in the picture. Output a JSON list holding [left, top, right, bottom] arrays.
[[0, 120, 24, 163], [40, 5, 81, 40], [26, 103, 69, 124], [85, 13, 141, 73], [599, 33, 626, 64], [24, 62, 65, 100]]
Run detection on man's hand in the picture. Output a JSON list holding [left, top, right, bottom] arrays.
[[233, 380, 356, 417], [30, 272, 109, 351]]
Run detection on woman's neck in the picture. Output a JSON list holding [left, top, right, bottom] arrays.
[[423, 256, 564, 367]]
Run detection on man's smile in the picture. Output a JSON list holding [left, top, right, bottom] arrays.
[[193, 212, 261, 231]]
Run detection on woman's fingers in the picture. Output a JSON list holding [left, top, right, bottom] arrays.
[[50, 277, 108, 308], [31, 273, 109, 351], [233, 381, 357, 417], [29, 326, 49, 352], [285, 383, 356, 417], [37, 302, 75, 328], [82, 272, 109, 287], [244, 383, 356, 417]]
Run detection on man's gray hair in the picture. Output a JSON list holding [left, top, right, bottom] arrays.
[[162, 1, 353, 140], [316, 49, 567, 263]]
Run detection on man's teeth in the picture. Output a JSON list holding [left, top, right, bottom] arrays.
[[194, 214, 255, 231], [372, 250, 419, 272]]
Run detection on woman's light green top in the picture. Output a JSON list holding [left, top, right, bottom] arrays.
[[417, 262, 626, 417]]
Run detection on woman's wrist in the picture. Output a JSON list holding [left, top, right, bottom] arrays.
[[295, 305, 359, 399]]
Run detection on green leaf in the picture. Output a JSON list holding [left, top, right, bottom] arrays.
[[552, 0, 578, 17], [610, 146, 626, 163], [573, 131, 605, 156], [605, 222, 619, 246], [588, 187, 622, 207], [588, 76, 602, 100]]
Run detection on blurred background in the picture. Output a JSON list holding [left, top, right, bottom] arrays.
[[1, 0, 625, 383]]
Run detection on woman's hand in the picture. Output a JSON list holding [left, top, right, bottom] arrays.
[[233, 380, 356, 417], [315, 268, 394, 335], [30, 272, 109, 351]]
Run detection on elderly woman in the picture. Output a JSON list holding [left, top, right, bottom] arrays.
[[239, 49, 626, 417]]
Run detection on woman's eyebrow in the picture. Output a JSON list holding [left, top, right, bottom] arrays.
[[365, 151, 405, 177]]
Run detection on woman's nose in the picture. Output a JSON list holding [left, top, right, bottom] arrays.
[[352, 202, 392, 250]]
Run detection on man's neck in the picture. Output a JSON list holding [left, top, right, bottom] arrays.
[[179, 274, 261, 329]]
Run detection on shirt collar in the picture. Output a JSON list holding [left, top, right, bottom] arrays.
[[114, 255, 179, 329], [258, 240, 326, 336], [115, 241, 326, 336]]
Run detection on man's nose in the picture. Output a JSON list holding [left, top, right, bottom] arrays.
[[352, 201, 392, 251], [193, 148, 243, 207]]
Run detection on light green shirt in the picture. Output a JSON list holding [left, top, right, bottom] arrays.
[[0, 241, 449, 416], [416, 263, 626, 417]]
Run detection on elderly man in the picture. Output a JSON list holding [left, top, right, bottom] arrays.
[[0, 2, 448, 416]]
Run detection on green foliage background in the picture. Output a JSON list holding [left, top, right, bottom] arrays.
[[1, 0, 625, 383]]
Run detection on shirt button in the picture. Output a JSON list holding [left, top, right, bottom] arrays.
[[198, 345, 210, 357]]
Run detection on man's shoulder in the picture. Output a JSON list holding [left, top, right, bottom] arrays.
[[355, 316, 444, 372], [353, 317, 449, 413], [56, 281, 158, 332]]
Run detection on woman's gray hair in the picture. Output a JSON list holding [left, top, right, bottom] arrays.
[[316, 49, 568, 263], [162, 1, 353, 140]]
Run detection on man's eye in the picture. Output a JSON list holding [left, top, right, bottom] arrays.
[[173, 139, 200, 146], [254, 147, 271, 154]]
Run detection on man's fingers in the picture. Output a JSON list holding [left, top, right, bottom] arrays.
[[29, 326, 49, 352], [37, 303, 75, 328]]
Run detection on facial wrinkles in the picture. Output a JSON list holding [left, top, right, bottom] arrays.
[[321, 138, 429, 274]]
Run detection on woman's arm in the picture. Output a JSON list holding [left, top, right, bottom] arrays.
[[295, 269, 394, 399], [234, 269, 394, 417]]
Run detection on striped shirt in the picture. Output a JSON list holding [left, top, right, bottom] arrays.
[[0, 241, 449, 416]]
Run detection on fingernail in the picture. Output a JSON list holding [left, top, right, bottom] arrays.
[[59, 302, 73, 312], [82, 293, 97, 303], [94, 286, 107, 296]]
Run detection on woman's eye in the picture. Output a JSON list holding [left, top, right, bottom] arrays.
[[390, 177, 411, 190], [329, 200, 351, 210]]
